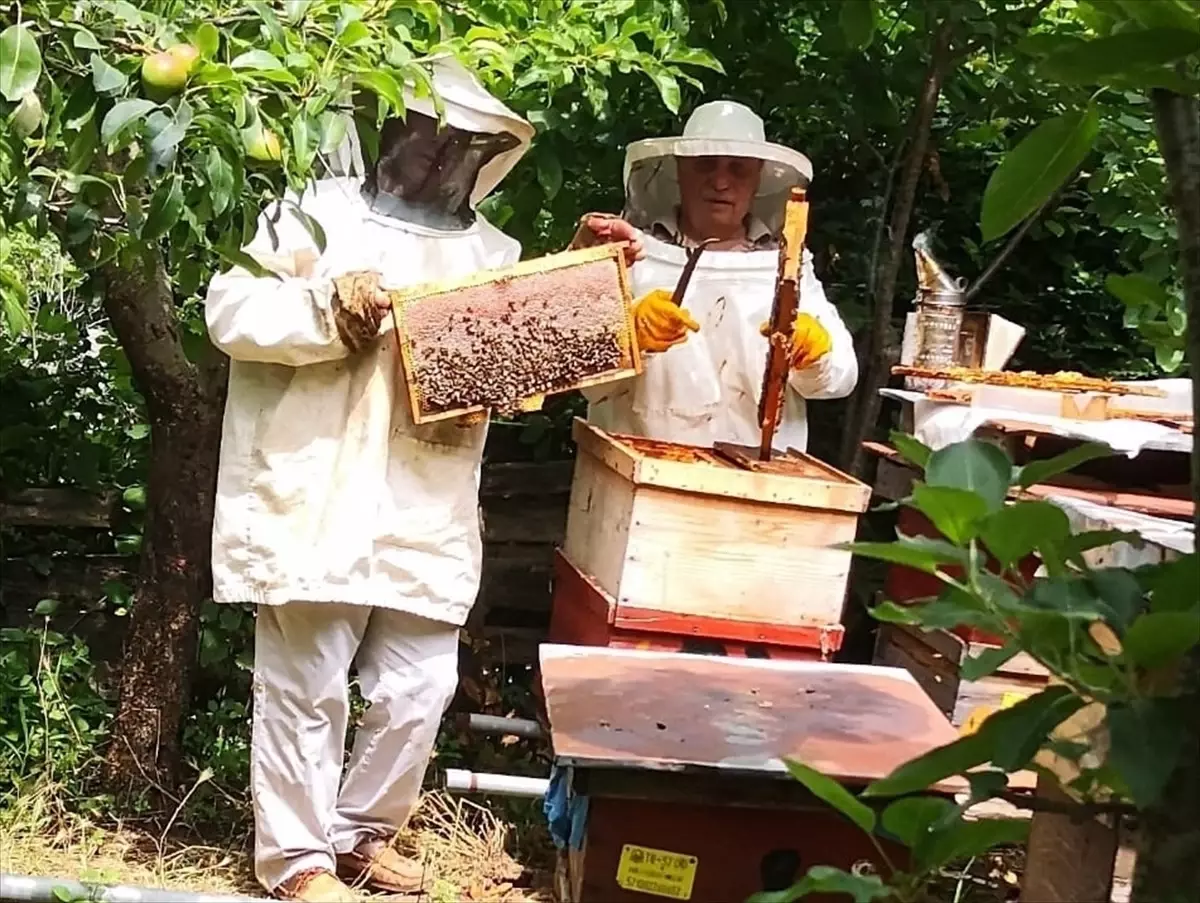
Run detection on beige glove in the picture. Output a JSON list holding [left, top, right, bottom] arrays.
[[332, 271, 393, 352]]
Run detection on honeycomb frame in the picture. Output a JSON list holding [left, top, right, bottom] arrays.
[[390, 243, 642, 424]]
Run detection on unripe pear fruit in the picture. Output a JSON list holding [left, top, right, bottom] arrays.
[[245, 128, 282, 163], [167, 43, 200, 70], [11, 93, 43, 138], [141, 45, 196, 101]]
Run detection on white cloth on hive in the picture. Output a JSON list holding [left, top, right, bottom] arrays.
[[879, 388, 1192, 457]]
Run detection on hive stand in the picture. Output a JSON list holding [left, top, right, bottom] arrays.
[[540, 644, 963, 903]]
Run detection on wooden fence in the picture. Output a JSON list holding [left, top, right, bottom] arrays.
[[0, 460, 573, 663]]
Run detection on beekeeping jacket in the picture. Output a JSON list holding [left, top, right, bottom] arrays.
[[205, 59, 534, 626], [584, 102, 858, 450]]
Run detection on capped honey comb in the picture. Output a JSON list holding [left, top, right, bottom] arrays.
[[391, 244, 641, 423]]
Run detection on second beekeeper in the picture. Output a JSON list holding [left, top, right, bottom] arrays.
[[204, 59, 533, 903], [571, 100, 858, 450]]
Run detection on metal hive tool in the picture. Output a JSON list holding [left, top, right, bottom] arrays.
[[389, 244, 641, 424]]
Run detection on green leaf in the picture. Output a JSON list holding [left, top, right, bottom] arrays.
[[90, 53, 127, 94], [1115, 0, 1200, 31], [865, 687, 1081, 796], [34, 598, 61, 616], [1106, 272, 1175, 312], [868, 601, 923, 626], [1016, 442, 1111, 488], [840, 0, 877, 50], [650, 70, 681, 113], [194, 22, 220, 58], [1040, 28, 1200, 84], [205, 148, 234, 217], [318, 110, 350, 154], [960, 640, 1020, 681], [978, 501, 1071, 569], [354, 70, 405, 115], [232, 50, 285, 71], [1061, 530, 1144, 567], [748, 867, 891, 903], [286, 203, 328, 254], [216, 246, 280, 280], [926, 440, 1012, 512], [1122, 611, 1200, 666], [72, 28, 103, 52], [0, 25, 42, 102], [785, 760, 876, 835], [537, 151, 563, 200], [1107, 699, 1189, 807], [665, 46, 725, 73], [989, 687, 1086, 772], [122, 485, 146, 510], [890, 431, 931, 469], [841, 536, 967, 573], [143, 176, 184, 241], [880, 796, 955, 847], [915, 817, 1030, 873], [100, 99, 157, 143], [980, 107, 1100, 243], [910, 484, 988, 545], [338, 20, 371, 47], [1150, 555, 1199, 612]]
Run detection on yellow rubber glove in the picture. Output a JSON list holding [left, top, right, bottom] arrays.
[[633, 289, 700, 353], [759, 312, 832, 371]]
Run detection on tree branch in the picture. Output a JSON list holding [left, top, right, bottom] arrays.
[[840, 19, 954, 473], [965, 187, 1063, 303]]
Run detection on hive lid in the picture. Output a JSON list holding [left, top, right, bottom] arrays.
[[539, 644, 960, 786], [572, 419, 871, 514]]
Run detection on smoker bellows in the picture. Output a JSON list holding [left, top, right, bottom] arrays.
[[389, 244, 641, 423]]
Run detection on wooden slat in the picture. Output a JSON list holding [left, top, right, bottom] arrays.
[[0, 489, 119, 529]]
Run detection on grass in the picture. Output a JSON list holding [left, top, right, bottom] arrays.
[[0, 780, 552, 902]]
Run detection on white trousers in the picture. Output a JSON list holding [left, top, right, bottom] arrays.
[[250, 602, 459, 891]]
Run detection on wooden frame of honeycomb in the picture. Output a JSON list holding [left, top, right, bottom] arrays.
[[390, 244, 642, 424]]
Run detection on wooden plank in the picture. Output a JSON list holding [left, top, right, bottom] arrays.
[[577, 419, 871, 513], [0, 489, 119, 529], [562, 448, 636, 602], [618, 484, 857, 626], [482, 496, 567, 544], [480, 461, 573, 498]]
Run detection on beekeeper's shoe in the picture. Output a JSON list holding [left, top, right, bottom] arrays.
[[337, 837, 429, 894], [273, 869, 358, 902]]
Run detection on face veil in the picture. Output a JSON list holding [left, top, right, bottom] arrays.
[[363, 111, 521, 230]]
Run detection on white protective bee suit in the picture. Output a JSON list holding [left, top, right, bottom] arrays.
[[584, 101, 858, 450], [204, 60, 533, 892]]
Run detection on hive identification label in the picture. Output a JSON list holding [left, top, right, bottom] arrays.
[[616, 844, 697, 900]]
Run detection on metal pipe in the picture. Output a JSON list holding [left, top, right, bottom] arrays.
[[460, 713, 545, 740], [0, 873, 271, 903], [445, 768, 549, 799]]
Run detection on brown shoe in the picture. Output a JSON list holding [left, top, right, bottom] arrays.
[[336, 837, 429, 894], [273, 868, 358, 902]]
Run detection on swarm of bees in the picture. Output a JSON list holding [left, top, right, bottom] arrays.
[[401, 258, 632, 417]]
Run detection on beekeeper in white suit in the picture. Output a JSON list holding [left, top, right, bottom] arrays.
[[204, 58, 533, 903], [571, 100, 858, 449]]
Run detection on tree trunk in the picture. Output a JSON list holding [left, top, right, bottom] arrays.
[[1130, 87, 1200, 903], [838, 20, 954, 476], [95, 247, 226, 792]]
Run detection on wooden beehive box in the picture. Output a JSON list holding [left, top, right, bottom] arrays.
[[390, 244, 641, 424], [873, 622, 1051, 730], [561, 420, 872, 647]]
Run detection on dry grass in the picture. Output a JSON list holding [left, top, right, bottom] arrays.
[[0, 782, 550, 902]]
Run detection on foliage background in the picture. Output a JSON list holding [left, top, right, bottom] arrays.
[[0, 0, 1188, 796]]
